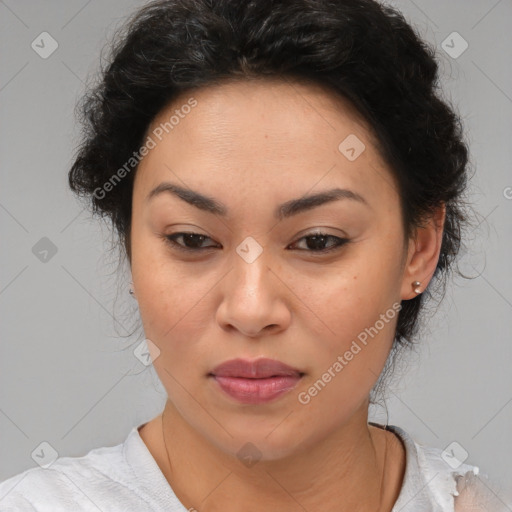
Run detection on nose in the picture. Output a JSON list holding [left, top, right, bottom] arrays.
[[215, 246, 291, 338]]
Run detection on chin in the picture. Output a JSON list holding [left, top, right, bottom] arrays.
[[225, 434, 305, 463], [205, 418, 314, 463]]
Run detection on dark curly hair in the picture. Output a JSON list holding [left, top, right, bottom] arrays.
[[68, 0, 474, 397]]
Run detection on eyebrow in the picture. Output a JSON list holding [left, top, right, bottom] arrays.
[[147, 181, 369, 220]]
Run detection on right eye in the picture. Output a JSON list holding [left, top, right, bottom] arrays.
[[164, 232, 219, 252]]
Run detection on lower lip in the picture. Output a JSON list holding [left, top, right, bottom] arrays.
[[211, 375, 302, 404]]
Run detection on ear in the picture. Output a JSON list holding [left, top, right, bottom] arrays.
[[400, 203, 446, 300]]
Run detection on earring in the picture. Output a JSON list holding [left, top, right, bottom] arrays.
[[412, 281, 422, 294], [129, 283, 136, 297]]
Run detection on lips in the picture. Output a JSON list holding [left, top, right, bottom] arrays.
[[211, 358, 303, 379], [209, 358, 304, 404]]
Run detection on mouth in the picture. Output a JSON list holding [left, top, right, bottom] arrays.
[[208, 358, 305, 404]]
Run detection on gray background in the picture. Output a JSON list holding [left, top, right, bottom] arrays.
[[1, 0, 511, 500]]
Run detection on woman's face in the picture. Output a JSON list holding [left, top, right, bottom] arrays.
[[130, 78, 419, 460]]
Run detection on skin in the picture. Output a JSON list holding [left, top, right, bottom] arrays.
[[129, 77, 446, 512]]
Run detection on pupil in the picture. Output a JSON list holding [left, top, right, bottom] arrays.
[[185, 234, 204, 248], [308, 235, 327, 250]]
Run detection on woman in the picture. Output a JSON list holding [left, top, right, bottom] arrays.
[[0, 0, 508, 510]]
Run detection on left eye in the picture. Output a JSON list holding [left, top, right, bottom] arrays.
[[289, 233, 349, 253], [164, 232, 349, 253]]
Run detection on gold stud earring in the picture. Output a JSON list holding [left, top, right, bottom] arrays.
[[412, 281, 422, 294]]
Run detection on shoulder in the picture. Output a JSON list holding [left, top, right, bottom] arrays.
[[0, 465, 83, 511], [381, 424, 511, 512], [0, 433, 137, 511], [0, 424, 185, 511], [454, 470, 512, 512]]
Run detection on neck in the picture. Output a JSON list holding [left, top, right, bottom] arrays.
[[159, 400, 396, 512]]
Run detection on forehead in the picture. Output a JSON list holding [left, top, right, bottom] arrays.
[[135, 78, 399, 211]]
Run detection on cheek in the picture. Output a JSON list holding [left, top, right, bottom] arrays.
[[291, 277, 398, 435], [289, 245, 401, 395], [133, 258, 213, 405], [131, 228, 201, 344], [293, 246, 401, 344], [135, 265, 210, 350]]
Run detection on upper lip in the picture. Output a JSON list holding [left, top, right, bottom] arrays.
[[210, 358, 303, 379]]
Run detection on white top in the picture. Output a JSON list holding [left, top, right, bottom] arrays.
[[0, 422, 498, 511]]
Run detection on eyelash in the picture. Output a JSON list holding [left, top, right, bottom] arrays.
[[163, 231, 349, 255]]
